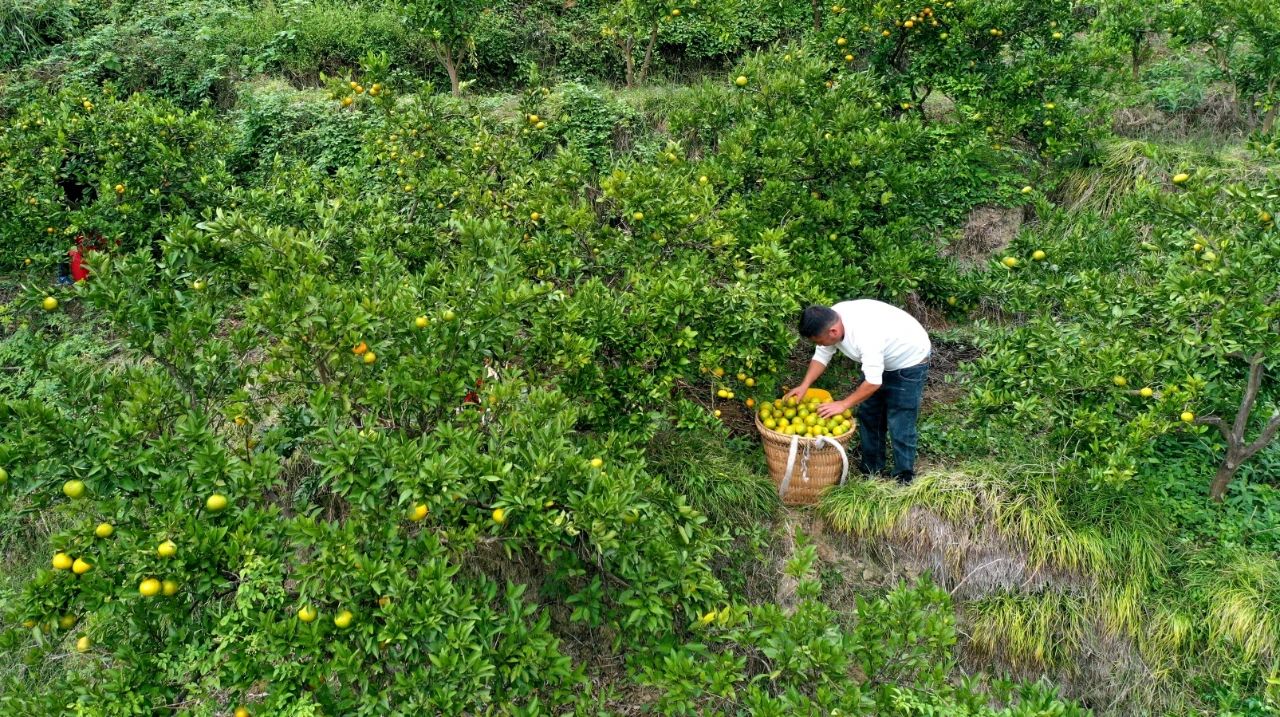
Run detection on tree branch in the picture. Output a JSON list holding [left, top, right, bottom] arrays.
[[1243, 412, 1280, 461], [638, 21, 659, 85], [1231, 353, 1266, 438], [1193, 414, 1232, 444]]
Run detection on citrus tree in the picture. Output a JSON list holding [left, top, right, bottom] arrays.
[[1096, 0, 1174, 80], [0, 87, 232, 266], [598, 0, 695, 87], [969, 167, 1279, 500], [828, 0, 1104, 160], [397, 0, 485, 95]]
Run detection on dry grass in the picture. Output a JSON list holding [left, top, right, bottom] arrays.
[[944, 205, 1025, 267]]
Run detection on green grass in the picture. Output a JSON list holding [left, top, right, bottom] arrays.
[[645, 429, 778, 529]]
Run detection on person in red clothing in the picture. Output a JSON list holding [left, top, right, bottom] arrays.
[[59, 234, 113, 284]]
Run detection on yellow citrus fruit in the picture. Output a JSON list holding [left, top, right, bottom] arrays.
[[632, 211, 644, 221], [139, 578, 161, 596], [590, 457, 604, 468], [235, 708, 251, 717], [63, 480, 85, 498], [157, 540, 177, 558], [734, 75, 748, 86], [530, 212, 541, 221], [528, 114, 539, 123], [363, 351, 376, 364], [76, 635, 92, 653], [72, 557, 92, 574], [333, 610, 353, 628], [492, 507, 507, 524], [206, 494, 228, 512], [837, 37, 847, 46], [1181, 411, 1195, 422], [58, 614, 78, 629], [1113, 376, 1127, 387], [297, 605, 317, 622], [415, 316, 428, 329], [161, 579, 179, 596], [1172, 172, 1190, 184], [1139, 387, 1153, 397], [52, 552, 73, 570], [410, 503, 428, 521], [442, 309, 457, 322], [94, 522, 114, 538], [1032, 249, 1046, 261]]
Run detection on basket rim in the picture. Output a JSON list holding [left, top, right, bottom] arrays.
[[753, 410, 856, 444]]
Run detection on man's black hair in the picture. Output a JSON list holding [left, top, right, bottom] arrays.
[[799, 305, 839, 339]]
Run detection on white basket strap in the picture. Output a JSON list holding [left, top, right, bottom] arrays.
[[815, 435, 850, 485], [778, 435, 800, 498]]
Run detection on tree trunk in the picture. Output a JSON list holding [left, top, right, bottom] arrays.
[[638, 22, 659, 85], [446, 59, 460, 97], [1196, 354, 1280, 502], [1131, 35, 1142, 80], [812, 0, 822, 32], [1263, 76, 1278, 133], [622, 36, 635, 88], [1210, 459, 1239, 502], [434, 42, 461, 96]]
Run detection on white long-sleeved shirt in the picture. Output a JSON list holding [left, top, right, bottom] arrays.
[[812, 299, 931, 384]]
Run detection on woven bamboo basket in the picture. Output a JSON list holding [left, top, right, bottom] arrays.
[[755, 413, 857, 505]]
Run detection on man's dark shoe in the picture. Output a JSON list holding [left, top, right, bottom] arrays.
[[893, 471, 914, 485]]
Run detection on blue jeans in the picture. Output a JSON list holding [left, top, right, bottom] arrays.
[[857, 360, 928, 480]]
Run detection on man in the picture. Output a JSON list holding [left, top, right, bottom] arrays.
[[784, 300, 931, 484]]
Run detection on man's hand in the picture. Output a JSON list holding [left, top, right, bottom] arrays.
[[782, 385, 808, 403], [818, 398, 852, 419]]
